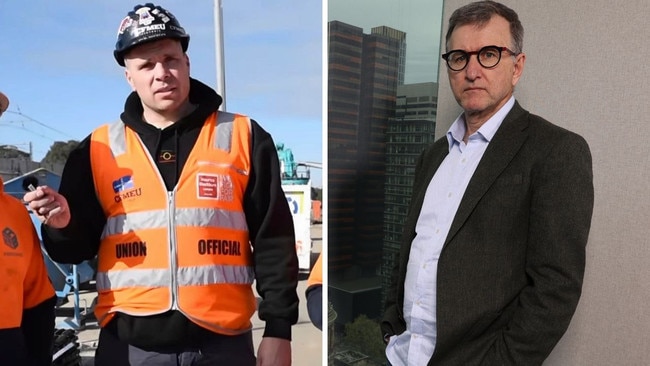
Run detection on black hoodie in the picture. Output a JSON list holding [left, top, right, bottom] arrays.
[[42, 78, 298, 348]]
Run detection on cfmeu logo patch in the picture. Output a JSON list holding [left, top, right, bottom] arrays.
[[2, 227, 19, 249], [112, 175, 142, 203]]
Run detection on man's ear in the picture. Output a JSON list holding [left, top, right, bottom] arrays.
[[124, 67, 136, 91], [512, 52, 526, 87]]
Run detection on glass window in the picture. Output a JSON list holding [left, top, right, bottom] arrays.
[[327, 0, 445, 363]]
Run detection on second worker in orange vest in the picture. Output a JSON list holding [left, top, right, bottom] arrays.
[[24, 3, 298, 366], [1, 176, 56, 366]]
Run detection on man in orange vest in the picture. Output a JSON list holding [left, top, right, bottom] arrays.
[[24, 3, 298, 365], [1, 175, 57, 366]]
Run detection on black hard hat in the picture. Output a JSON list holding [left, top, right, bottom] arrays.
[[114, 3, 190, 66]]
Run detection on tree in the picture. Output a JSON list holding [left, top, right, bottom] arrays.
[[342, 314, 386, 363], [41, 140, 79, 166]]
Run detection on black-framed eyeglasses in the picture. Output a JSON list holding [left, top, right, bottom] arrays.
[[441, 45, 519, 71]]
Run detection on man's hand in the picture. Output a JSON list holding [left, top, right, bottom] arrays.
[[257, 337, 291, 366], [23, 186, 71, 228]]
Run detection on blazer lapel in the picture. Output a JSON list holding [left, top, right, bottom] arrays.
[[443, 102, 530, 248]]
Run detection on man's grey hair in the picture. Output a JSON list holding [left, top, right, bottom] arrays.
[[445, 0, 524, 54]]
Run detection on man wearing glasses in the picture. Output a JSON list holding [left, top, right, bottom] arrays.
[[381, 1, 594, 365]]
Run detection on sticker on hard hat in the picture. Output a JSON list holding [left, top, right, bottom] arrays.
[[134, 24, 166, 36], [117, 16, 133, 35], [136, 7, 155, 25], [151, 8, 171, 23]]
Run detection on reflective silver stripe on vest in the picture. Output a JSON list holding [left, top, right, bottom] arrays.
[[96, 268, 170, 291], [102, 208, 248, 239], [95, 264, 254, 291], [177, 207, 248, 231], [216, 111, 236, 152], [102, 209, 167, 239], [178, 265, 254, 286], [108, 120, 127, 157]]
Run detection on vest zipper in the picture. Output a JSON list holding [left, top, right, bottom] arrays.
[[168, 191, 179, 310]]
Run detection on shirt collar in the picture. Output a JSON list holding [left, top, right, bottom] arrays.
[[446, 96, 516, 149]]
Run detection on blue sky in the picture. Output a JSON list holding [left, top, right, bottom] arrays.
[[0, 0, 323, 186]]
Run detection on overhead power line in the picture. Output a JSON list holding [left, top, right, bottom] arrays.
[[3, 108, 75, 139], [0, 121, 58, 141]]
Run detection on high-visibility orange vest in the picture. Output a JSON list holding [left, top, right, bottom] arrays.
[[90, 111, 256, 335], [0, 180, 55, 329]]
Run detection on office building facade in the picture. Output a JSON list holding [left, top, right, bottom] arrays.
[[382, 82, 438, 305]]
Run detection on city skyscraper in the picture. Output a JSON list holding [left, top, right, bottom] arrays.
[[328, 20, 406, 324], [328, 20, 406, 277], [328, 20, 363, 276]]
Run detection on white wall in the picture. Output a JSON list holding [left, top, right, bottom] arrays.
[[436, 1, 650, 364]]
